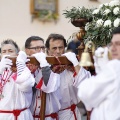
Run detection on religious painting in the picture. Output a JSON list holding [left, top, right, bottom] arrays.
[[30, 0, 59, 17]]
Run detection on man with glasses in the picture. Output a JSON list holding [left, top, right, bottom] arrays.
[[25, 36, 46, 55], [77, 27, 120, 120], [25, 36, 61, 120]]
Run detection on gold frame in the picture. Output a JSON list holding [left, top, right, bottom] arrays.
[[30, 0, 59, 15]]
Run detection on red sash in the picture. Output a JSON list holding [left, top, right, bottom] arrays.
[[59, 104, 77, 120], [0, 108, 27, 120], [33, 112, 58, 120]]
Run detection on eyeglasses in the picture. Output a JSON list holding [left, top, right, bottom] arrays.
[[28, 46, 45, 51]]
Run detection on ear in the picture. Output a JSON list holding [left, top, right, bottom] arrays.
[[46, 48, 50, 55], [25, 48, 30, 56]]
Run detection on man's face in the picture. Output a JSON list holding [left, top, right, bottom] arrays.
[[1, 44, 17, 58], [25, 40, 45, 56], [47, 39, 65, 56], [109, 34, 120, 60]]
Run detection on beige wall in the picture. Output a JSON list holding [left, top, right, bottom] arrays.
[[0, 0, 110, 49]]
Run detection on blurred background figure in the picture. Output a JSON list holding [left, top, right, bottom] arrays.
[[67, 32, 81, 55]]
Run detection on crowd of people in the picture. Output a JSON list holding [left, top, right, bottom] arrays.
[[0, 26, 120, 120]]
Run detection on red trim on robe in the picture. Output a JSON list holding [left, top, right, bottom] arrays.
[[36, 77, 43, 89], [11, 73, 17, 81], [73, 72, 77, 77]]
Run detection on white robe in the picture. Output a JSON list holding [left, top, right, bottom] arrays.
[[58, 67, 91, 120], [0, 67, 35, 120], [78, 59, 120, 120], [31, 69, 61, 120]]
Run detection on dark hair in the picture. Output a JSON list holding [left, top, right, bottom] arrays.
[[112, 27, 120, 36], [1, 39, 19, 53], [45, 33, 67, 48], [25, 36, 44, 48]]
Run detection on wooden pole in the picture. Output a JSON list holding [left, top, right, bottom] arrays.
[[40, 92, 46, 120], [7, 56, 73, 120], [7, 55, 92, 120]]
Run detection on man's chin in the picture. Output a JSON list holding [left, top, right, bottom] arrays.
[[112, 55, 120, 60]]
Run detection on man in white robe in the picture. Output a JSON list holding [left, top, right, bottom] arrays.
[[45, 33, 91, 120], [0, 39, 35, 120], [77, 27, 120, 120], [25, 36, 61, 120]]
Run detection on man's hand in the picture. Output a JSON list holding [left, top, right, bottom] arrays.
[[62, 52, 79, 67], [16, 51, 28, 76], [32, 52, 50, 68], [94, 47, 109, 74], [16, 51, 28, 64], [0, 55, 13, 74]]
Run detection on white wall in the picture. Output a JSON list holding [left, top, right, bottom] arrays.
[[0, 0, 111, 49]]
